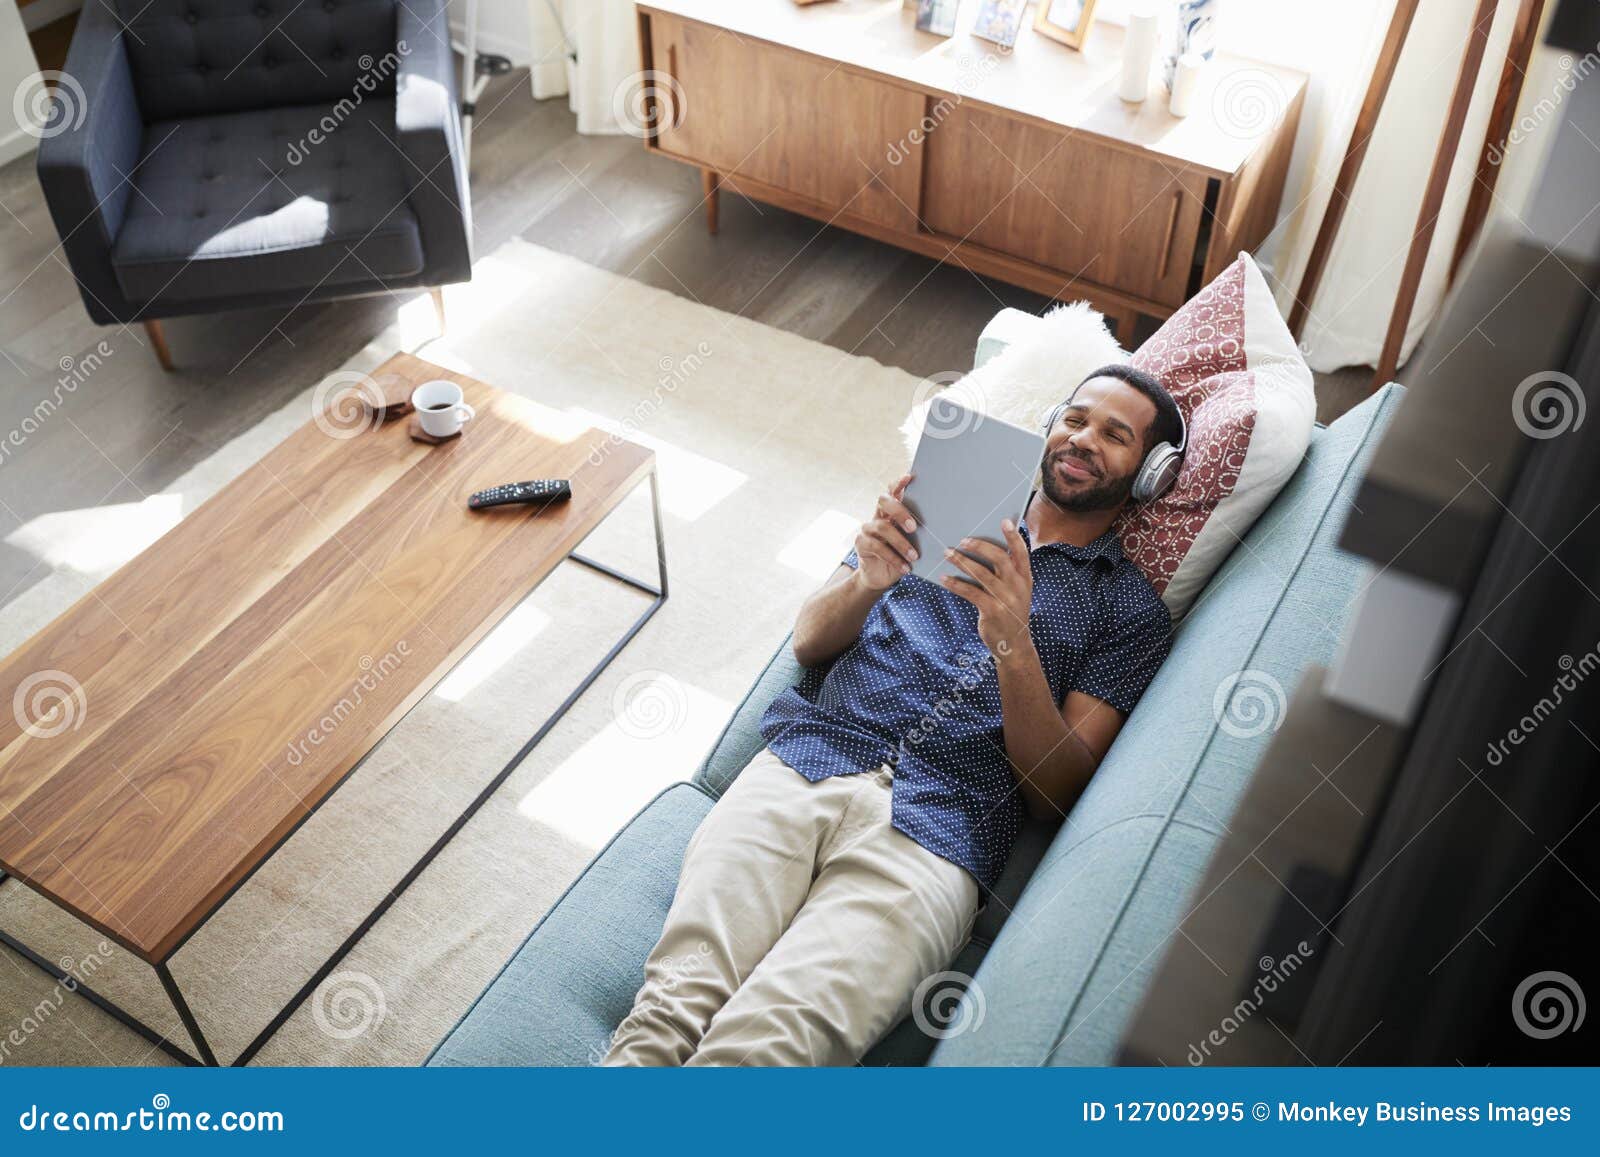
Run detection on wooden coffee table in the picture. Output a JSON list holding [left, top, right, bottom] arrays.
[[0, 353, 665, 1066]]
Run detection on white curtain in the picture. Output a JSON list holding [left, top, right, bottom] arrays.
[[526, 0, 639, 136], [1217, 0, 1527, 373]]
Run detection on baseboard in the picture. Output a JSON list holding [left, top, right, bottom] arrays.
[[0, 128, 37, 170]]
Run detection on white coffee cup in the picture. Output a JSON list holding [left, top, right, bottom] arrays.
[[411, 379, 476, 438]]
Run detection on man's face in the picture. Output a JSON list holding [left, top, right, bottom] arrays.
[[1039, 377, 1159, 512]]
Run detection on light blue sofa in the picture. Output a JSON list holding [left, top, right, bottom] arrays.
[[428, 317, 1404, 1067]]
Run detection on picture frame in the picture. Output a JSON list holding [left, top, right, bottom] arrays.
[[971, 0, 1027, 50], [915, 0, 962, 38], [1033, 0, 1099, 51]]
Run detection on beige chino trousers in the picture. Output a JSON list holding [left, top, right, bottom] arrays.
[[603, 747, 979, 1066]]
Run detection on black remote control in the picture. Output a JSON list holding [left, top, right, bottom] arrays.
[[468, 479, 572, 510]]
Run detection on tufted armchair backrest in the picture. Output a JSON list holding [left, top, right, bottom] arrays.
[[111, 0, 401, 122]]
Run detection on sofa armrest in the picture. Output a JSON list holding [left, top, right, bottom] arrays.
[[692, 632, 806, 799], [394, 0, 472, 286], [34, 0, 144, 324]]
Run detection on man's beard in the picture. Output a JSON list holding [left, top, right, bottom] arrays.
[[1040, 450, 1137, 512]]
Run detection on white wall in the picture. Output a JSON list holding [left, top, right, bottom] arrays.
[[0, 3, 43, 167], [447, 0, 533, 65]]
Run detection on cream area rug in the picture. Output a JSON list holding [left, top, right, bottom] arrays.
[[0, 240, 927, 1066]]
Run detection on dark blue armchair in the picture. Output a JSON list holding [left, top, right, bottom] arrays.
[[36, 0, 472, 368]]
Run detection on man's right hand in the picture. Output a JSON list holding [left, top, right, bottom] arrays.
[[792, 474, 918, 667], [854, 473, 919, 592]]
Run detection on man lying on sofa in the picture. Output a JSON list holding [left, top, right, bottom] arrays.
[[606, 365, 1180, 1066]]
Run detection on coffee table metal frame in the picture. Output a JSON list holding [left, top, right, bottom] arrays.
[[0, 468, 666, 1067]]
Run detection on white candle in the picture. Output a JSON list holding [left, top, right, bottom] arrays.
[[1119, 5, 1161, 104], [1169, 51, 1204, 117]]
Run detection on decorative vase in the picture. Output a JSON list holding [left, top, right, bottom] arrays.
[[1119, 4, 1161, 104], [1164, 0, 1219, 91]]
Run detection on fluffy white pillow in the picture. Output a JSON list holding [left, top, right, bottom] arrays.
[[900, 301, 1125, 454]]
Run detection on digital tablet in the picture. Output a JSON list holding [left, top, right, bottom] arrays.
[[902, 397, 1046, 584]]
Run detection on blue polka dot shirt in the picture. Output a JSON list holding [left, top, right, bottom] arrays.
[[760, 522, 1172, 888]]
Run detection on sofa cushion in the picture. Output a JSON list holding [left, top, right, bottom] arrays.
[[111, 100, 422, 305], [427, 782, 715, 1067], [113, 0, 401, 122], [1114, 252, 1317, 618], [928, 383, 1403, 1067]]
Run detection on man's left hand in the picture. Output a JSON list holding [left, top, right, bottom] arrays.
[[940, 520, 1034, 661]]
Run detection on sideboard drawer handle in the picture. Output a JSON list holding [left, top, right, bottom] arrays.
[[665, 44, 680, 131], [1158, 190, 1183, 283]]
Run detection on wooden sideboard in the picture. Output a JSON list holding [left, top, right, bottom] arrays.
[[634, 0, 1306, 338]]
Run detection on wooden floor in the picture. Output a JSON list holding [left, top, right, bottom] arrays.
[[0, 68, 1369, 612]]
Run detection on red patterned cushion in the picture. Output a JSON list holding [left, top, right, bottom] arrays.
[[1114, 252, 1315, 618]]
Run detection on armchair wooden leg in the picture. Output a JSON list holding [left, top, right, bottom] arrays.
[[429, 287, 446, 337], [143, 320, 174, 372], [701, 169, 720, 235]]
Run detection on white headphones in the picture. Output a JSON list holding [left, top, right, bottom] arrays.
[[1041, 383, 1188, 504]]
